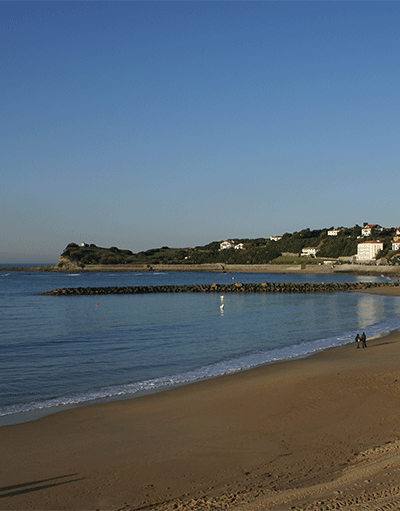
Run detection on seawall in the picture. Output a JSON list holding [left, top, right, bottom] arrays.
[[5, 262, 400, 276]]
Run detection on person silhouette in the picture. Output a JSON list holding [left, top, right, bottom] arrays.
[[361, 332, 367, 348], [355, 334, 361, 349]]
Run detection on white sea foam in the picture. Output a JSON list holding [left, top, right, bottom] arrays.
[[2, 271, 400, 425], [1, 317, 399, 421]]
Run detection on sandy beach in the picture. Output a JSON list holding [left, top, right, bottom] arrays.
[[2, 286, 400, 511]]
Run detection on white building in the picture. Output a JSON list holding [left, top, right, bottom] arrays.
[[220, 240, 245, 250], [219, 241, 234, 250], [392, 238, 400, 251], [357, 241, 384, 261], [301, 247, 320, 257], [323, 258, 338, 265], [361, 224, 382, 236], [327, 229, 341, 236], [270, 235, 282, 241]]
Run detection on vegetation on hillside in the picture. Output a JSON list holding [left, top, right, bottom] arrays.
[[58, 225, 400, 267]]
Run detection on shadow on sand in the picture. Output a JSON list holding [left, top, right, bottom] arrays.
[[0, 474, 85, 498]]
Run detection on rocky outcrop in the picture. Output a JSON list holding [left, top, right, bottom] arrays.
[[40, 281, 400, 296], [55, 256, 83, 272]]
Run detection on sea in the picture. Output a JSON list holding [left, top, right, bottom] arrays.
[[1, 267, 400, 426]]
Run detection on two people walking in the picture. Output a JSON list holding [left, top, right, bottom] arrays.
[[355, 332, 367, 349]]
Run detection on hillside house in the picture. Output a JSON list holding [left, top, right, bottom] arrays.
[[392, 240, 400, 251], [219, 240, 244, 251], [219, 241, 234, 250], [361, 224, 382, 236], [357, 240, 383, 261], [270, 235, 282, 241], [301, 247, 320, 257], [327, 229, 341, 236]]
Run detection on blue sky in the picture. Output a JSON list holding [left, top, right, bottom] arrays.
[[2, 1, 400, 263]]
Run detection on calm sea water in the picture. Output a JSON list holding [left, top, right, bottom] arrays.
[[1, 269, 400, 425]]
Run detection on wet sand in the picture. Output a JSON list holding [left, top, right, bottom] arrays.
[[2, 288, 400, 510]]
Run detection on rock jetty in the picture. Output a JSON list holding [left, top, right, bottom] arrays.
[[40, 281, 400, 296]]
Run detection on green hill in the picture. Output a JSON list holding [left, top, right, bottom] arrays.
[[57, 225, 398, 269]]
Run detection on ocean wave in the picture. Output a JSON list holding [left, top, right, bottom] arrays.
[[2, 317, 399, 420]]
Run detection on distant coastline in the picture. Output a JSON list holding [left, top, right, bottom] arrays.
[[3, 262, 400, 276]]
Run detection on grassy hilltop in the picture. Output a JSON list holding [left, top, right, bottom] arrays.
[[58, 225, 400, 269]]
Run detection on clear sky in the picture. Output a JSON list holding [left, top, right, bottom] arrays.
[[2, 1, 400, 263]]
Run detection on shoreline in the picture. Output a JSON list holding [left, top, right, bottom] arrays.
[[3, 262, 400, 276], [3, 331, 400, 510], [0, 328, 393, 430], [0, 328, 388, 429], [2, 287, 400, 510], [3, 284, 400, 428]]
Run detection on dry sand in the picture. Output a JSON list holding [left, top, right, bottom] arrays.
[[2, 287, 400, 511]]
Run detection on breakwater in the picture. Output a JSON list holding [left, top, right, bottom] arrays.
[[40, 281, 400, 296]]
